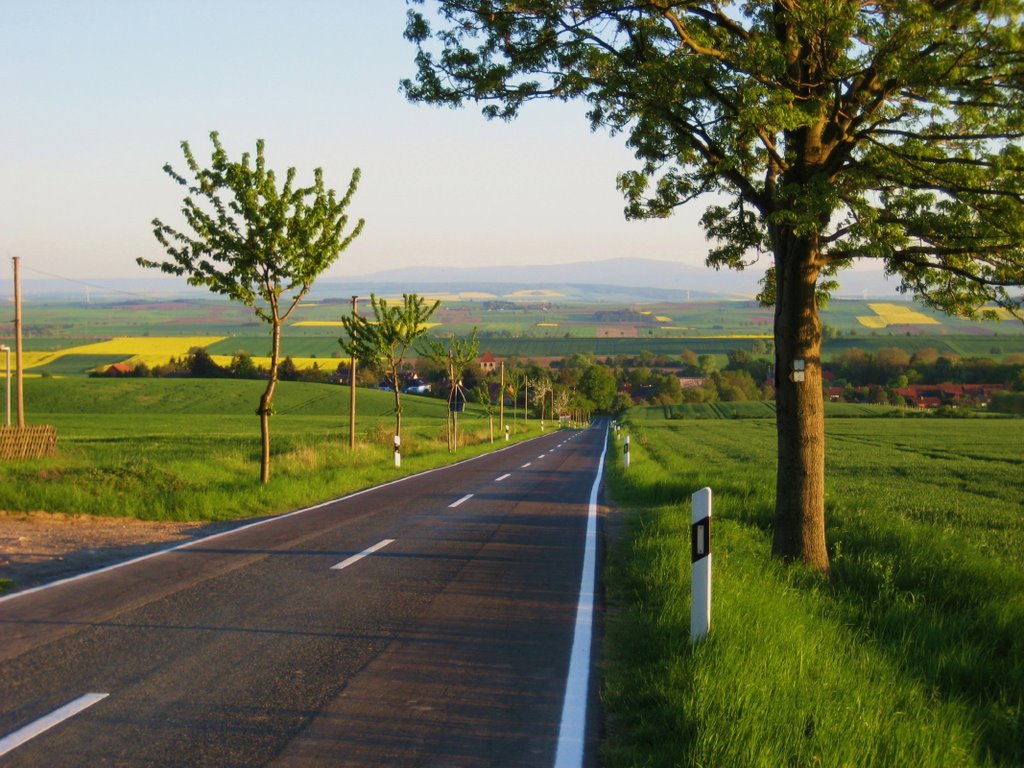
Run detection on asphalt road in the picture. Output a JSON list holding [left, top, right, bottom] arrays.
[[0, 424, 609, 767]]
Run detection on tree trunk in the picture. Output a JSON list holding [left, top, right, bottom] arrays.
[[258, 317, 282, 485], [772, 234, 830, 571], [392, 375, 402, 452]]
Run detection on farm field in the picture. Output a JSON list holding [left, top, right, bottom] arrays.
[[4, 292, 1023, 377], [602, 412, 1024, 767], [0, 377, 535, 525]]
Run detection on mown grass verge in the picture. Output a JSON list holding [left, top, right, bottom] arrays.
[[0, 378, 544, 522], [602, 414, 1023, 767]]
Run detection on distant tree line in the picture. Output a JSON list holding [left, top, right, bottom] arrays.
[[825, 347, 1024, 390], [94, 342, 1024, 417], [91, 347, 351, 385]]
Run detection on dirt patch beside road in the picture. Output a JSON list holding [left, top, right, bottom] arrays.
[[0, 511, 237, 594]]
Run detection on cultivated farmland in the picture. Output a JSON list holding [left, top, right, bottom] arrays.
[[5, 293, 1023, 378]]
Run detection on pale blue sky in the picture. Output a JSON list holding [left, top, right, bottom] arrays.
[[1, 0, 712, 282]]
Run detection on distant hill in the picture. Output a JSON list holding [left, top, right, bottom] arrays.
[[3, 257, 901, 301], [325, 256, 902, 299], [333, 257, 740, 292]]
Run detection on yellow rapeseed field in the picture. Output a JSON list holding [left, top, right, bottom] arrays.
[[857, 303, 939, 328], [205, 355, 347, 371], [19, 337, 227, 372]]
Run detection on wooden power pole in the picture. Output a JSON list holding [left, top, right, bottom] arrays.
[[13, 257, 24, 427], [349, 295, 358, 449]]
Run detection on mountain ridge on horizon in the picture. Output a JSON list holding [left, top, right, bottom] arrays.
[[4, 256, 899, 299]]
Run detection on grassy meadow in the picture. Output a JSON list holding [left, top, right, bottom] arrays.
[[602, 410, 1023, 767], [0, 377, 536, 523]]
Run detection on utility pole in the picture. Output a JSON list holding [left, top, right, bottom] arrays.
[[13, 257, 24, 427], [349, 295, 358, 449], [524, 376, 529, 428], [1, 344, 10, 426]]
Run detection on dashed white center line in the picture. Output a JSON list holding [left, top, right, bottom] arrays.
[[538, 454, 547, 459], [331, 539, 395, 571], [0, 693, 109, 757], [521, 462, 532, 468], [495, 473, 511, 482], [449, 493, 474, 508]]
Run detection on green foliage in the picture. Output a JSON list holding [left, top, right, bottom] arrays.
[[340, 294, 440, 375], [603, 418, 1024, 766], [990, 391, 1024, 414], [142, 131, 363, 316], [577, 363, 617, 412], [405, 4, 1024, 313], [339, 293, 440, 438]]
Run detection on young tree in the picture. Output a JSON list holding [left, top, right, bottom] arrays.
[[533, 374, 552, 427], [340, 293, 440, 461], [141, 132, 363, 483], [473, 381, 498, 442], [504, 366, 525, 433], [403, 2, 1024, 571], [421, 329, 480, 452]]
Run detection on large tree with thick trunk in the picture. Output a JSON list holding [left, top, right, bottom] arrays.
[[402, 0, 1024, 571]]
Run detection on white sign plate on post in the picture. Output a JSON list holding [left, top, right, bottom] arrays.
[[691, 487, 712, 643]]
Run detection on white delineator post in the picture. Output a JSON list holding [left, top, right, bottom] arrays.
[[393, 434, 401, 468], [623, 435, 630, 469], [505, 424, 510, 442], [691, 487, 712, 643]]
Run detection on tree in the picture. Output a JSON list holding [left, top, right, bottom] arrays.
[[229, 351, 261, 380], [278, 356, 300, 382], [473, 381, 498, 441], [532, 374, 553, 426], [421, 329, 480, 451], [340, 293, 440, 459], [142, 131, 363, 483], [504, 366, 525, 433], [578, 364, 618, 413], [185, 347, 224, 378], [403, 2, 1024, 571]]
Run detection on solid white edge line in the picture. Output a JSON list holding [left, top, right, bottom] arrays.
[[553, 423, 608, 768], [448, 493, 474, 508], [495, 473, 511, 482], [330, 539, 395, 571], [0, 693, 109, 757], [0, 431, 570, 604]]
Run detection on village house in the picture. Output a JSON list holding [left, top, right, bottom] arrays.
[[478, 351, 500, 374]]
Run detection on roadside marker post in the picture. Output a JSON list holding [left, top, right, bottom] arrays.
[[393, 434, 401, 468], [623, 435, 630, 469], [691, 487, 712, 643], [505, 424, 510, 442]]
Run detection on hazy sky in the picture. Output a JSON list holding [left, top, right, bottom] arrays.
[[1, 0, 717, 284]]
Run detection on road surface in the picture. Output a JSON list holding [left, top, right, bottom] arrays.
[[0, 424, 609, 767]]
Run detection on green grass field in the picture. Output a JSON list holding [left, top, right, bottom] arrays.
[[0, 378, 534, 526], [602, 411, 1024, 766]]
